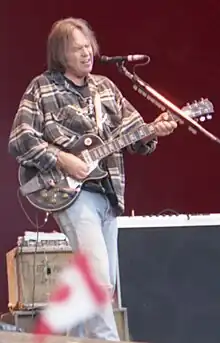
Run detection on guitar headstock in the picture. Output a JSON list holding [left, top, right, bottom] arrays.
[[181, 98, 214, 122]]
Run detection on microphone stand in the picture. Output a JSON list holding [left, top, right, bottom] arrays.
[[117, 61, 220, 145]]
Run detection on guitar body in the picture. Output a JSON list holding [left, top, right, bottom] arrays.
[[18, 134, 108, 212]]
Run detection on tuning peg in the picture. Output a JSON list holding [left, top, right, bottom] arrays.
[[206, 114, 212, 120], [199, 116, 206, 122]]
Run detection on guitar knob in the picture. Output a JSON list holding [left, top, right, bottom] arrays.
[[40, 190, 48, 198], [62, 193, 69, 199], [51, 198, 57, 204]]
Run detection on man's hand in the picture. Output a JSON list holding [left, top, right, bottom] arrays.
[[153, 112, 177, 137], [56, 151, 89, 180]]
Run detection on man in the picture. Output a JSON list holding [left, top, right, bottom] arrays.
[[8, 18, 177, 341]]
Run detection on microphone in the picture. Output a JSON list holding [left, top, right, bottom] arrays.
[[99, 54, 148, 63]]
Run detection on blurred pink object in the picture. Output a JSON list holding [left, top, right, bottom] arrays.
[[33, 252, 110, 340]]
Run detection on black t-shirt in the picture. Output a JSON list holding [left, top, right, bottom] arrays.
[[64, 76, 118, 207]]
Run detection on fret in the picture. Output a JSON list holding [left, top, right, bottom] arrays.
[[128, 132, 136, 142], [103, 145, 109, 155], [117, 137, 125, 148], [120, 135, 129, 147], [107, 142, 115, 153], [90, 149, 100, 161], [88, 123, 156, 161], [138, 127, 146, 138], [112, 140, 119, 151], [98, 145, 106, 156]]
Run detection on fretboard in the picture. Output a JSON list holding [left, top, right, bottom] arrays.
[[89, 123, 156, 161]]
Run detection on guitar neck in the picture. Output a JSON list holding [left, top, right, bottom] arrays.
[[89, 123, 156, 161], [87, 96, 214, 162]]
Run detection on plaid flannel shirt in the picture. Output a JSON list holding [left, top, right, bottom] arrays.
[[8, 71, 157, 214]]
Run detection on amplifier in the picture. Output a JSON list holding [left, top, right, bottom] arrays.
[[6, 246, 73, 308], [6, 245, 122, 309], [117, 213, 220, 343]]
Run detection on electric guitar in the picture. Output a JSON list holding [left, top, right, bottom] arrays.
[[18, 98, 214, 212]]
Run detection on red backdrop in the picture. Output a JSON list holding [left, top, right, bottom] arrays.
[[1, 1, 220, 312]]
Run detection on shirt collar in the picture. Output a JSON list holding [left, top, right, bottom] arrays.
[[45, 70, 98, 87]]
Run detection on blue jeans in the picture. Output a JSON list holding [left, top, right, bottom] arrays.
[[53, 190, 120, 341]]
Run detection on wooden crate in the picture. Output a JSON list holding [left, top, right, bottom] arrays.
[[6, 246, 122, 309], [6, 246, 73, 307]]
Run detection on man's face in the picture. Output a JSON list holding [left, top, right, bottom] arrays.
[[66, 28, 94, 78]]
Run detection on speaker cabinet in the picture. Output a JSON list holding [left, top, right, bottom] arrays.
[[117, 215, 220, 343]]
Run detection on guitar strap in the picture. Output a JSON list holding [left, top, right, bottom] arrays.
[[93, 92, 105, 134], [19, 173, 51, 196]]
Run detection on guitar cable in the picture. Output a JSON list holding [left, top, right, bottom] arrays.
[[16, 188, 49, 230], [16, 188, 49, 317]]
